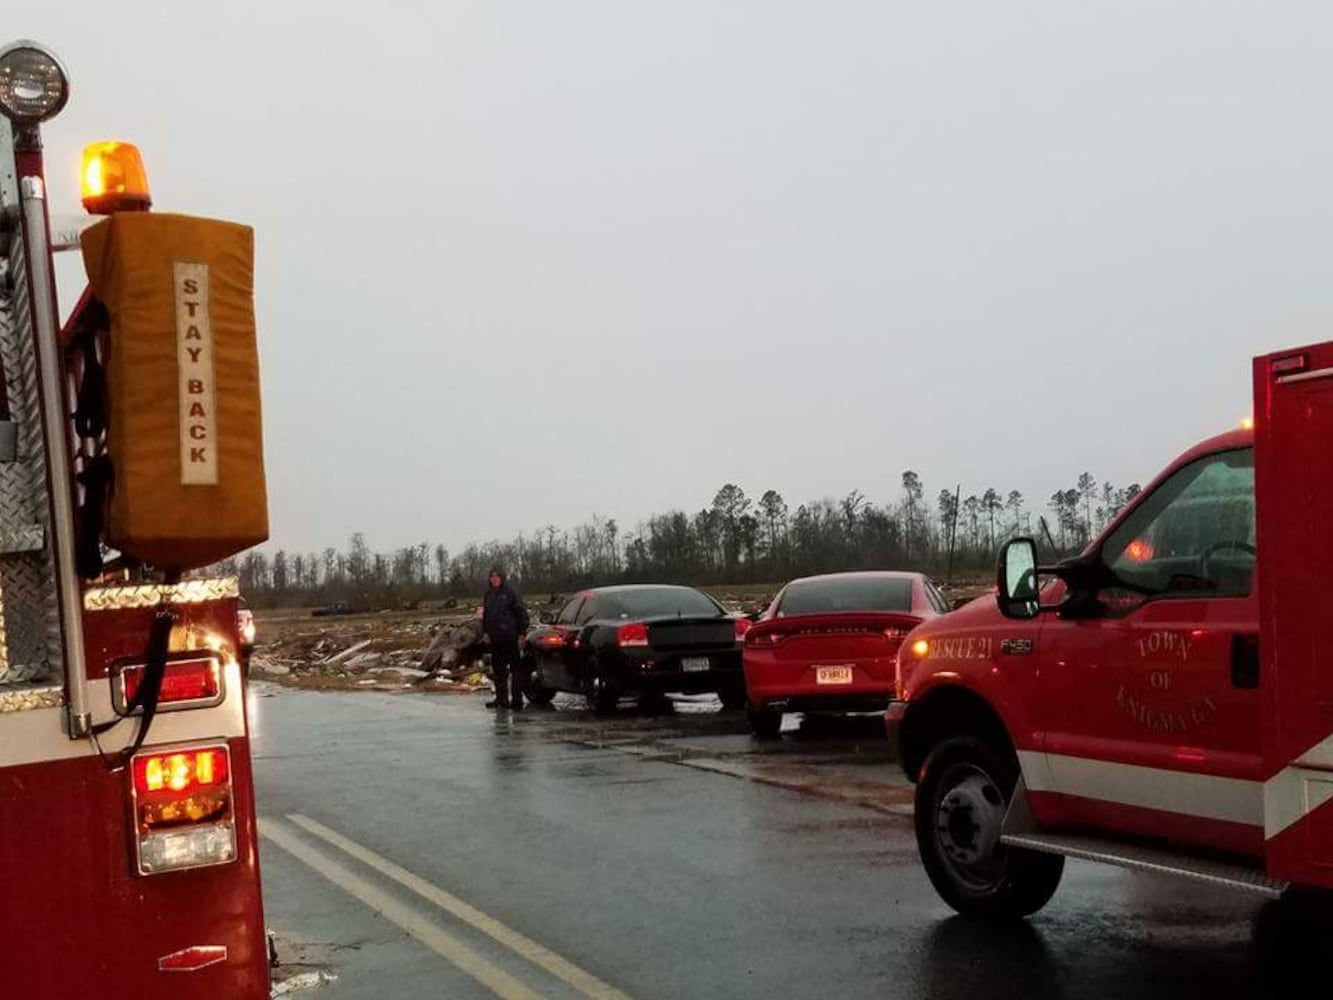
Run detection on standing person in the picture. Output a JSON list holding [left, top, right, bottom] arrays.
[[481, 568, 530, 710]]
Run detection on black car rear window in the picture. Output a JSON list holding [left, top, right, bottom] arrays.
[[601, 588, 722, 619], [778, 577, 913, 615]]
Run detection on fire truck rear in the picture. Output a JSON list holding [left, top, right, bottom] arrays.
[[0, 42, 270, 996], [890, 339, 1333, 918]]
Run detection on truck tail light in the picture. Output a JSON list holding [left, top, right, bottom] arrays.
[[130, 745, 237, 875], [118, 656, 223, 711], [617, 623, 649, 647], [734, 618, 753, 641], [1272, 353, 1308, 377]]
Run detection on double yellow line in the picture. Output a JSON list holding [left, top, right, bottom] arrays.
[[261, 814, 631, 1000]]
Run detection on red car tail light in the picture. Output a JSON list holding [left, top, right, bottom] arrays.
[[746, 629, 784, 647], [534, 631, 567, 648], [130, 744, 237, 875], [617, 623, 649, 647], [117, 655, 223, 713], [883, 627, 911, 641], [734, 618, 753, 641]]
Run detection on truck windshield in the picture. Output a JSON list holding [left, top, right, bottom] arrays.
[[1102, 448, 1255, 597]]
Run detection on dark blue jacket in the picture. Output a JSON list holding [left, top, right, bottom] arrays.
[[482, 579, 529, 642]]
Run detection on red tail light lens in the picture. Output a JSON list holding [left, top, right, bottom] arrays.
[[534, 631, 567, 648], [617, 623, 649, 647], [133, 748, 230, 797], [734, 618, 753, 641], [746, 629, 783, 646], [120, 656, 222, 710], [883, 627, 911, 641], [130, 744, 237, 875]]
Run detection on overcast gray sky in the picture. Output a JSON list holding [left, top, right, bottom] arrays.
[[14, 2, 1333, 556]]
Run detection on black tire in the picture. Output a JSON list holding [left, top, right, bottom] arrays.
[[583, 660, 620, 715], [914, 736, 1063, 919], [748, 706, 783, 740], [525, 673, 556, 706], [718, 681, 747, 711]]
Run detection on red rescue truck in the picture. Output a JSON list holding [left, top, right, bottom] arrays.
[[890, 341, 1333, 918], [0, 41, 270, 996]]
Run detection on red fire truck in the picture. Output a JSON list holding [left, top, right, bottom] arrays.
[[890, 340, 1333, 918], [0, 41, 270, 996]]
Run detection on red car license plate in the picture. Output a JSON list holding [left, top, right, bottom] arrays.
[[815, 665, 854, 685]]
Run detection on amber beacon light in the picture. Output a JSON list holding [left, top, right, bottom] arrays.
[[81, 140, 152, 214]]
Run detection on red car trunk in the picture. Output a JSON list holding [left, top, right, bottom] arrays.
[[744, 611, 922, 703]]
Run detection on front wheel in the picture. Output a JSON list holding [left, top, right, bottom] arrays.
[[914, 737, 1063, 919]]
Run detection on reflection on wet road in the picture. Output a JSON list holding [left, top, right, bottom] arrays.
[[252, 687, 1310, 999]]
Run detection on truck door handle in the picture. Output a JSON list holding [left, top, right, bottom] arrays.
[[1231, 633, 1259, 690]]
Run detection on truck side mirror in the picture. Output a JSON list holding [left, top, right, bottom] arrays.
[[997, 538, 1040, 619]]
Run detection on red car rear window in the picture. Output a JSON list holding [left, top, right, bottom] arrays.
[[778, 577, 913, 615]]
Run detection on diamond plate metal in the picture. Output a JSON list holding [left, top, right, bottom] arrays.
[[0, 222, 61, 687], [1001, 832, 1290, 898], [0, 524, 43, 553], [84, 577, 240, 612], [0, 684, 62, 713]]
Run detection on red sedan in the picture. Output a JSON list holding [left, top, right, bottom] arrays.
[[743, 571, 948, 738]]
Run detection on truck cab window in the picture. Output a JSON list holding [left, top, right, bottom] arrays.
[[1101, 448, 1255, 598]]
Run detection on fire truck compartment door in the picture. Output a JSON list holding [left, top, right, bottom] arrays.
[[1255, 340, 1333, 886]]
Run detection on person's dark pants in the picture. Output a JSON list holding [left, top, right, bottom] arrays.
[[490, 639, 527, 707]]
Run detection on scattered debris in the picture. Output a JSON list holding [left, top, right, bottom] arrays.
[[342, 652, 384, 672], [271, 970, 338, 996], [249, 608, 488, 693], [370, 666, 428, 682], [246, 586, 885, 696], [419, 618, 484, 674], [321, 640, 373, 666]]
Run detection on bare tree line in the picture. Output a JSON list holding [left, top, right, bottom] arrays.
[[216, 472, 1142, 608]]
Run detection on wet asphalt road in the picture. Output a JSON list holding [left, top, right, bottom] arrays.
[[251, 687, 1297, 999]]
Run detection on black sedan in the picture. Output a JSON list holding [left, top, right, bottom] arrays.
[[525, 585, 750, 712]]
